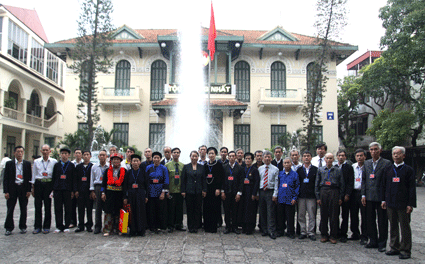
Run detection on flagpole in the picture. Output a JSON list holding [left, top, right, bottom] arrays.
[[207, 51, 211, 120]]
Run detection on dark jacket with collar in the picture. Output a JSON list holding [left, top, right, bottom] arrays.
[[271, 159, 283, 171], [3, 159, 32, 194], [180, 163, 206, 194], [381, 163, 416, 210], [222, 163, 243, 194], [339, 162, 354, 197], [361, 158, 391, 202], [75, 162, 93, 193], [52, 160, 76, 192], [296, 165, 318, 199]]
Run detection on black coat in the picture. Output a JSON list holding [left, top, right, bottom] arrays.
[[222, 163, 243, 194], [381, 164, 416, 210], [340, 163, 354, 196], [123, 166, 149, 199], [3, 159, 32, 194], [75, 163, 93, 193], [296, 165, 318, 199], [52, 161, 76, 192], [181, 163, 206, 194], [362, 158, 391, 202], [271, 159, 283, 171]]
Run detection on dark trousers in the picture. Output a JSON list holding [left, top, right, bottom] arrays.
[[34, 181, 53, 230], [77, 191, 93, 230], [147, 197, 167, 230], [54, 190, 72, 231], [4, 185, 28, 231], [259, 189, 276, 234], [128, 190, 147, 234], [366, 200, 388, 248], [167, 193, 184, 229], [71, 196, 77, 226], [93, 185, 103, 230], [339, 199, 350, 238], [387, 207, 412, 255], [319, 188, 340, 239], [223, 192, 239, 230], [277, 203, 296, 236], [349, 190, 367, 239], [186, 193, 202, 231]]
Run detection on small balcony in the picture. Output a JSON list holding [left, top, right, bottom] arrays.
[[257, 87, 304, 111], [98, 87, 142, 110], [2, 107, 58, 129], [3, 107, 25, 122]]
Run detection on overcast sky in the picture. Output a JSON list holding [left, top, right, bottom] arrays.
[[4, 0, 388, 79]]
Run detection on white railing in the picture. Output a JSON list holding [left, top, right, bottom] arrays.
[[44, 114, 57, 128], [3, 107, 25, 122], [26, 114, 43, 126], [103, 87, 135, 96], [264, 88, 298, 98]]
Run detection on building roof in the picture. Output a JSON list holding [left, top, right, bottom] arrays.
[[2, 5, 48, 43], [347, 50, 382, 70], [54, 26, 355, 49]]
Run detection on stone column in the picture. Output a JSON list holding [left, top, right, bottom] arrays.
[[222, 110, 234, 149]]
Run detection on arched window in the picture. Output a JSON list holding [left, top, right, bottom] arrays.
[[115, 60, 131, 96], [27, 91, 41, 117], [150, 60, 167, 101], [306, 62, 322, 102], [270, 61, 286, 97], [234, 61, 250, 102]]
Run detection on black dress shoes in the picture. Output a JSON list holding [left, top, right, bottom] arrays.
[[378, 247, 386, 252], [269, 233, 276, 239], [399, 253, 411, 259], [365, 243, 378, 248], [223, 228, 231, 234], [233, 229, 241, 234], [385, 250, 400, 256]]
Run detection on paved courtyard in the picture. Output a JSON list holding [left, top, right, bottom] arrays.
[[0, 188, 424, 263]]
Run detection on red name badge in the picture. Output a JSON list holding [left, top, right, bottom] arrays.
[[355, 178, 361, 182], [207, 174, 213, 179], [244, 179, 250, 184], [42, 172, 48, 177], [282, 183, 287, 188], [17, 175, 23, 179], [60, 175, 66, 180], [153, 179, 159, 183], [82, 177, 87, 182], [132, 184, 138, 189], [370, 174, 375, 179], [228, 176, 234, 181], [174, 175, 180, 179], [393, 177, 400, 183], [100, 177, 103, 181], [325, 181, 331, 186]]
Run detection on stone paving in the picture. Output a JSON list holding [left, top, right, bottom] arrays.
[[0, 188, 424, 263]]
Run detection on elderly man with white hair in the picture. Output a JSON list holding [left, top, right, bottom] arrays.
[[381, 146, 416, 260], [361, 142, 392, 252]]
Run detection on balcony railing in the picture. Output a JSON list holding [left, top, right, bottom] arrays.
[[26, 114, 43, 126], [265, 88, 298, 98], [44, 114, 57, 128], [3, 107, 25, 122], [103, 87, 135, 96]]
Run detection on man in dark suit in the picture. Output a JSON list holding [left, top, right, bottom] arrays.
[[361, 142, 391, 252], [3, 146, 32, 235], [271, 146, 283, 171], [221, 151, 243, 234], [382, 146, 416, 260], [336, 150, 354, 243]]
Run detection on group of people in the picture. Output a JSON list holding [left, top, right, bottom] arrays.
[[2, 141, 416, 259]]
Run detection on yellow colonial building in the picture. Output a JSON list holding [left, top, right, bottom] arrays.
[[47, 25, 357, 154], [0, 5, 65, 159]]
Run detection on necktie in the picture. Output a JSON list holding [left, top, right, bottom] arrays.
[[174, 163, 180, 185], [319, 158, 322, 168], [263, 166, 269, 190]]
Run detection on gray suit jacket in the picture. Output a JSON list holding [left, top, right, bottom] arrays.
[[361, 158, 391, 202]]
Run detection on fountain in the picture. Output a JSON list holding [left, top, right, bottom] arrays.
[[169, 2, 212, 162]]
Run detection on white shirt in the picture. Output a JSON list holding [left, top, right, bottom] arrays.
[[15, 159, 24, 184], [162, 157, 172, 164], [0, 157, 11, 171], [394, 162, 404, 168], [90, 162, 109, 190], [352, 162, 363, 190], [292, 162, 302, 172], [31, 157, 57, 183], [312, 156, 325, 168], [258, 164, 279, 190], [121, 160, 132, 170], [72, 159, 83, 166]]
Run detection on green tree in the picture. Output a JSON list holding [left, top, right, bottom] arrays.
[[69, 0, 114, 142], [367, 107, 416, 150], [338, 76, 361, 152], [303, 0, 347, 151]]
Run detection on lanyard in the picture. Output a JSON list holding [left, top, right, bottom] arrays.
[[303, 166, 309, 178], [245, 166, 252, 178], [62, 161, 70, 175], [208, 165, 213, 174], [229, 166, 233, 176], [16, 162, 23, 175], [326, 168, 332, 181], [132, 168, 140, 181], [83, 164, 91, 177], [42, 159, 50, 171], [357, 166, 362, 178], [393, 165, 403, 178]]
